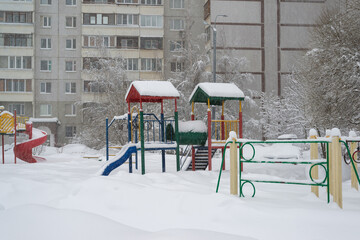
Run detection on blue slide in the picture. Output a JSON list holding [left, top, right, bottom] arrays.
[[101, 144, 137, 176]]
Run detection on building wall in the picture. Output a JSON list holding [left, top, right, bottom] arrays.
[[0, 0, 35, 118], [206, 0, 340, 96]]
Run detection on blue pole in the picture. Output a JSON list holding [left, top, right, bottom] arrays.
[[106, 118, 109, 161]]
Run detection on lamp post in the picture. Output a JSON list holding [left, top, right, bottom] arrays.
[[204, 14, 228, 130]]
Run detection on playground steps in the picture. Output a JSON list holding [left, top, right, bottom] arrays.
[[187, 147, 217, 171]]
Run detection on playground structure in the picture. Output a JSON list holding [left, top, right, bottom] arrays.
[[0, 110, 47, 164], [216, 129, 360, 209], [188, 83, 244, 171], [102, 81, 181, 175], [101, 81, 245, 176], [0, 108, 47, 164]]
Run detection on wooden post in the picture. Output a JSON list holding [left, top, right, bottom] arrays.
[[326, 129, 334, 197], [221, 101, 225, 170], [331, 129, 342, 209], [309, 129, 319, 197], [230, 133, 238, 195], [349, 131, 358, 190]]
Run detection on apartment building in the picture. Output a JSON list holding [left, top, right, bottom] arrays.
[[0, 0, 34, 120], [203, 0, 340, 96]]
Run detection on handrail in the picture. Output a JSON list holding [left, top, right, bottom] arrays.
[[180, 145, 192, 170], [211, 120, 239, 140]]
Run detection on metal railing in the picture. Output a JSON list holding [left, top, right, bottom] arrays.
[[216, 139, 332, 203], [212, 120, 239, 140]]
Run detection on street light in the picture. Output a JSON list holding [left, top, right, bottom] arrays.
[[204, 14, 228, 84], [204, 14, 228, 126]]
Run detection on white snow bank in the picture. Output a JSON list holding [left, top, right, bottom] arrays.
[[0, 205, 252, 240], [125, 81, 180, 100], [278, 134, 298, 139], [178, 121, 207, 133], [189, 82, 244, 101]]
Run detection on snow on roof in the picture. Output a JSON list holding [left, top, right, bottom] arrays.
[[189, 82, 245, 102], [0, 110, 13, 117], [125, 81, 180, 101], [29, 118, 60, 124]]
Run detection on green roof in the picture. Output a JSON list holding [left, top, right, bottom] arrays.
[[189, 83, 245, 105]]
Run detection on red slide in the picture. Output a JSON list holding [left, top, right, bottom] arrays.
[[14, 123, 47, 163]]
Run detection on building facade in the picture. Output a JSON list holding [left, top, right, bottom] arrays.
[[204, 0, 340, 96], [0, 0, 342, 145]]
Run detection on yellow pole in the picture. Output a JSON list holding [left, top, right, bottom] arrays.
[[309, 130, 319, 197], [230, 132, 238, 195], [349, 131, 358, 190], [331, 129, 342, 209]]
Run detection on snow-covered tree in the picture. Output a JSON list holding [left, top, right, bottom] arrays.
[[262, 1, 360, 139], [76, 43, 130, 149], [291, 3, 360, 133]]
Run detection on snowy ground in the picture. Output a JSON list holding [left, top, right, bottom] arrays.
[[0, 143, 359, 240]]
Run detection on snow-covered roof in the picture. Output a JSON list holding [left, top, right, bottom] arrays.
[[29, 118, 60, 124], [0, 110, 13, 117], [125, 81, 180, 103], [189, 82, 245, 105]]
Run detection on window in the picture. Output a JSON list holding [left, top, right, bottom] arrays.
[[65, 82, 76, 93], [141, 0, 161, 5], [65, 61, 76, 72], [66, 17, 76, 28], [170, 40, 184, 52], [0, 11, 32, 23], [40, 104, 52, 116], [83, 13, 115, 25], [41, 38, 51, 49], [83, 36, 115, 48], [42, 16, 51, 28], [9, 103, 25, 115], [6, 56, 31, 69], [40, 82, 51, 93], [116, 37, 138, 49], [40, 0, 52, 5], [83, 0, 115, 3], [117, 0, 138, 3], [1, 33, 33, 47], [170, 0, 183, 8], [124, 58, 138, 71], [65, 104, 76, 116], [170, 19, 184, 30], [66, 38, 76, 49], [3, 79, 26, 92], [65, 126, 76, 138], [66, 0, 76, 5], [141, 58, 162, 71], [0, 79, 31, 92], [170, 62, 184, 72], [140, 37, 162, 50], [40, 60, 51, 71], [140, 15, 163, 28], [117, 14, 139, 25], [1, 56, 31, 69]]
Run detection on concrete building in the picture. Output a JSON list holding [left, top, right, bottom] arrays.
[[204, 0, 340, 96], [0, 0, 34, 119]]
